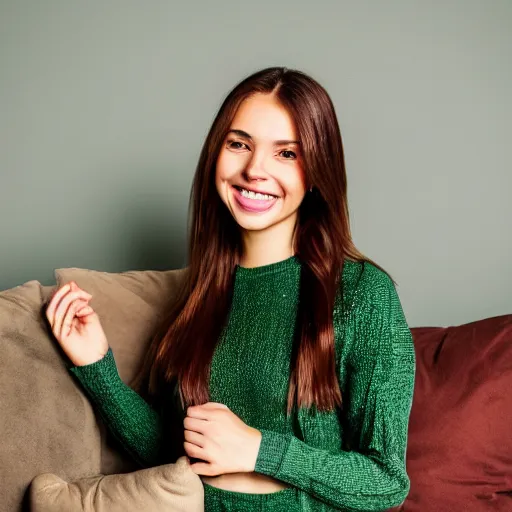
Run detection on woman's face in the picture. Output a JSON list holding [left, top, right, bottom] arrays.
[[215, 93, 307, 237]]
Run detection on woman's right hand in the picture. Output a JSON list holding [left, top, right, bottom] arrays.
[[45, 281, 109, 367]]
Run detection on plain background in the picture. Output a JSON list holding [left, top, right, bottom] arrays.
[[1, 1, 510, 327]]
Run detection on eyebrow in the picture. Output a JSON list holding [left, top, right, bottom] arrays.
[[227, 129, 300, 146]]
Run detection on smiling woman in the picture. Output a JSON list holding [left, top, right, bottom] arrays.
[[46, 67, 416, 512]]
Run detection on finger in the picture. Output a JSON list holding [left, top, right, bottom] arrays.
[[184, 416, 207, 434], [53, 291, 92, 337], [187, 402, 228, 420], [58, 299, 87, 340], [186, 406, 210, 421], [76, 305, 94, 317], [47, 284, 92, 327], [46, 283, 71, 324], [53, 292, 90, 336], [201, 402, 229, 409], [46, 281, 91, 319], [78, 308, 98, 325], [184, 429, 205, 448], [75, 298, 92, 313], [189, 462, 217, 476], [183, 441, 206, 461]]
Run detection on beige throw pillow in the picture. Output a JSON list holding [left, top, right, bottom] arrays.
[[53, 266, 188, 475], [30, 456, 204, 512], [54, 267, 187, 385]]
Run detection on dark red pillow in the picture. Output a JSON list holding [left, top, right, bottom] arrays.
[[393, 314, 512, 511]]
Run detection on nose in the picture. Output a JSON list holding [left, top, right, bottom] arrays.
[[242, 152, 268, 182]]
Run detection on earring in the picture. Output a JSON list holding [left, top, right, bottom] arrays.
[[309, 186, 314, 193]]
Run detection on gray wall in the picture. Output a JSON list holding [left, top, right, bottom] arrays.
[[1, 1, 511, 327]]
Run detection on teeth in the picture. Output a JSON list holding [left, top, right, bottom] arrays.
[[239, 188, 275, 201]]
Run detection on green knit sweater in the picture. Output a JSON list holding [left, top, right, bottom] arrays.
[[70, 256, 416, 511]]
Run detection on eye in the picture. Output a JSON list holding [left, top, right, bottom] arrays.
[[227, 140, 248, 150], [280, 150, 297, 160]]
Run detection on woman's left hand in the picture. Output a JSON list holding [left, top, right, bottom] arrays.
[[183, 402, 262, 476]]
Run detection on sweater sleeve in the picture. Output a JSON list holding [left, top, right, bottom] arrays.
[[68, 348, 165, 468], [254, 281, 416, 511]]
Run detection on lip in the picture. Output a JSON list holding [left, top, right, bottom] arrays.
[[232, 185, 278, 213]]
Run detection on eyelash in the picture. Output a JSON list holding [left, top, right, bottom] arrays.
[[226, 140, 297, 160]]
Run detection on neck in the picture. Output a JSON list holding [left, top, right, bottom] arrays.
[[239, 216, 297, 268]]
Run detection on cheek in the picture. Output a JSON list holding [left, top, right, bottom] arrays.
[[286, 167, 307, 199], [298, 168, 307, 192], [215, 153, 230, 197], [215, 151, 227, 182], [216, 150, 241, 182]]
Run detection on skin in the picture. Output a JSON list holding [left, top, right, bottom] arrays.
[[45, 92, 307, 494]]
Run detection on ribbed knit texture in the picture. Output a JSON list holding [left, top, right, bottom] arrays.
[[70, 256, 416, 511]]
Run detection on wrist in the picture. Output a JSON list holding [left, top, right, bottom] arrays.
[[69, 346, 110, 368]]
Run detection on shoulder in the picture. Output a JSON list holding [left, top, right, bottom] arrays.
[[335, 260, 414, 367], [337, 259, 398, 318]]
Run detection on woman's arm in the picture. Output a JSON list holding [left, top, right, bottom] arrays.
[[254, 278, 416, 511], [69, 348, 165, 468]]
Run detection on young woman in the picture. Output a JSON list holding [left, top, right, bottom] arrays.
[[45, 67, 416, 511]]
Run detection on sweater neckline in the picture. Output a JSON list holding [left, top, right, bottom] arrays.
[[235, 255, 301, 279]]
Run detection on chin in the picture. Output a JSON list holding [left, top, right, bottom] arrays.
[[231, 213, 278, 232]]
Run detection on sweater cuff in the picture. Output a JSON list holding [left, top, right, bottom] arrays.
[[68, 347, 120, 395], [254, 429, 292, 477]]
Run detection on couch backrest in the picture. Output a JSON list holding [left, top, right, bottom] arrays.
[[401, 316, 512, 510]]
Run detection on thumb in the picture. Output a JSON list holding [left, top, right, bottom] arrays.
[[76, 305, 94, 316], [76, 305, 97, 323]]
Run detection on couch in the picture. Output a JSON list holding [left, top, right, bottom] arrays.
[[0, 266, 511, 511]]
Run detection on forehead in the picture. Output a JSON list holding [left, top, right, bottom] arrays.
[[231, 93, 297, 141]]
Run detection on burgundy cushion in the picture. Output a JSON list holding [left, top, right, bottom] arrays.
[[394, 314, 512, 511]]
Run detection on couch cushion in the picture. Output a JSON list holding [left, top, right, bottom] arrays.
[[54, 267, 188, 474], [29, 455, 203, 512], [400, 315, 512, 511], [0, 281, 101, 512]]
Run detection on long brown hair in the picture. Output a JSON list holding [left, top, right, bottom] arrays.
[[134, 67, 391, 414]]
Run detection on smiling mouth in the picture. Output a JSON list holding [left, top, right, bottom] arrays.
[[231, 185, 279, 213], [232, 185, 279, 200]]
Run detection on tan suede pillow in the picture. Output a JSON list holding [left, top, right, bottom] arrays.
[[53, 266, 188, 474], [54, 267, 187, 383], [0, 281, 101, 512], [30, 456, 204, 512]]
